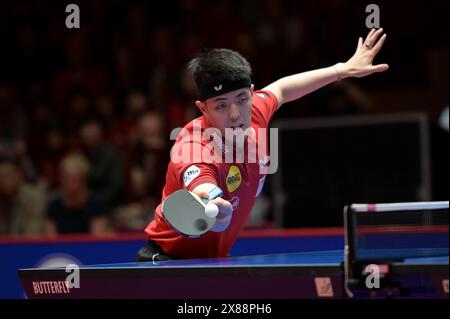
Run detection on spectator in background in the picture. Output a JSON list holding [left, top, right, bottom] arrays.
[[50, 33, 108, 104], [25, 100, 68, 193], [0, 137, 38, 184], [64, 89, 93, 141], [78, 115, 125, 216], [95, 93, 118, 139], [0, 84, 38, 183], [46, 153, 109, 235], [0, 157, 45, 235], [130, 111, 167, 199], [115, 111, 168, 231], [37, 124, 67, 194], [105, 89, 148, 153], [165, 67, 202, 130]]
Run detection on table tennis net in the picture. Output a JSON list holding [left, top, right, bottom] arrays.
[[346, 202, 449, 261]]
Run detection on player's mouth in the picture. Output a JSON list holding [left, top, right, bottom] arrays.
[[229, 124, 244, 130]]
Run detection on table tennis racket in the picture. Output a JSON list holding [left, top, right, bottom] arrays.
[[161, 187, 223, 237]]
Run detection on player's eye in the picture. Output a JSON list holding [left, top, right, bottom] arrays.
[[216, 103, 226, 110], [239, 97, 249, 104]]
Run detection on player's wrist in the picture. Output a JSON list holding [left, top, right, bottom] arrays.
[[333, 63, 351, 80]]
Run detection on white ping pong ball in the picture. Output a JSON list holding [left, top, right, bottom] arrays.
[[204, 203, 219, 218]]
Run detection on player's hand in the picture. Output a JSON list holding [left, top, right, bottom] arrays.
[[337, 28, 389, 79], [195, 190, 233, 232]]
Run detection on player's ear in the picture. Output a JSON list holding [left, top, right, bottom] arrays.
[[250, 84, 254, 93], [195, 100, 207, 114]]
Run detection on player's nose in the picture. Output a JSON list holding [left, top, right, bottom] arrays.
[[228, 103, 240, 121]]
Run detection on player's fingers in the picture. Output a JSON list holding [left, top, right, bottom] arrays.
[[211, 217, 231, 232], [368, 28, 383, 47], [371, 63, 390, 73], [371, 33, 387, 55], [364, 28, 376, 45], [357, 37, 363, 51], [193, 190, 209, 199], [216, 214, 232, 223], [209, 199, 233, 217]]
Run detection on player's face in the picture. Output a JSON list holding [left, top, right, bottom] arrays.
[[197, 86, 253, 137]]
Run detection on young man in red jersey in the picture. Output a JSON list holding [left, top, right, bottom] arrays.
[[137, 28, 388, 261]]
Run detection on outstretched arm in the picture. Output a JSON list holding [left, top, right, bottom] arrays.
[[263, 28, 389, 108]]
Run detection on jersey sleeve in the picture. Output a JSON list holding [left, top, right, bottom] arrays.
[[252, 90, 279, 127], [172, 161, 219, 192]]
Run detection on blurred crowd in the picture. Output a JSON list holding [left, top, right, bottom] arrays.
[[0, 0, 447, 236]]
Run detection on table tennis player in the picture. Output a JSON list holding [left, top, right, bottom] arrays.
[[137, 28, 388, 262]]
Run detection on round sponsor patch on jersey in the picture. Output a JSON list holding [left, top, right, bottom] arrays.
[[226, 165, 242, 193], [183, 165, 201, 187]]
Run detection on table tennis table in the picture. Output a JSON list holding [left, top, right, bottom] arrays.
[[18, 249, 448, 299], [18, 201, 449, 299]]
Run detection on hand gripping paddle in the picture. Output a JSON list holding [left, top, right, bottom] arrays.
[[161, 187, 223, 237]]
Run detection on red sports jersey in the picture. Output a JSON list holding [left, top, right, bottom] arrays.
[[144, 90, 278, 258]]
